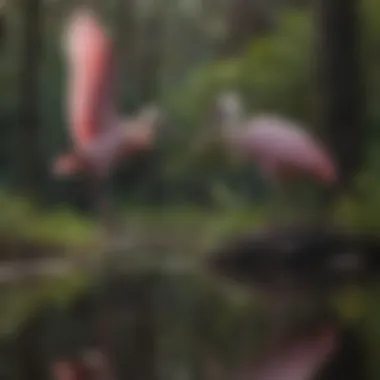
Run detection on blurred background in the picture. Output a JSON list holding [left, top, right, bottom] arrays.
[[0, 0, 380, 378]]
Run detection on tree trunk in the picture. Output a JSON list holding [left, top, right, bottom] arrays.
[[0, 6, 6, 52], [17, 0, 42, 196], [114, 0, 137, 108], [314, 0, 365, 198], [137, 6, 164, 104]]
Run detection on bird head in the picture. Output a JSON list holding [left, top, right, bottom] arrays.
[[63, 6, 105, 64], [135, 104, 163, 132], [191, 91, 246, 158], [214, 90, 245, 138]]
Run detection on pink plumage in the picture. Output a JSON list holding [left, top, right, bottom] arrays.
[[241, 116, 336, 184], [53, 8, 160, 179], [240, 326, 336, 380], [217, 92, 337, 185], [64, 7, 116, 148]]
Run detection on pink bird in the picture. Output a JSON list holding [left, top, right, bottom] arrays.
[[239, 325, 336, 380], [215, 92, 337, 186], [53, 7, 160, 179]]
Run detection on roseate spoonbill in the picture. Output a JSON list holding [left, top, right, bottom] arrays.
[[52, 7, 161, 180], [213, 92, 337, 218], [215, 92, 336, 184]]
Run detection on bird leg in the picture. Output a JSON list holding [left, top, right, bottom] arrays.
[[275, 178, 319, 224], [259, 163, 288, 222], [292, 180, 331, 224], [85, 172, 120, 241], [269, 180, 294, 223]]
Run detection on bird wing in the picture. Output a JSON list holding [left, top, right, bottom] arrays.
[[245, 116, 336, 181], [63, 8, 116, 150], [245, 116, 310, 159]]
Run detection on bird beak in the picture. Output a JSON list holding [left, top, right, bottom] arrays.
[[135, 104, 163, 130], [123, 104, 162, 148], [122, 122, 156, 150]]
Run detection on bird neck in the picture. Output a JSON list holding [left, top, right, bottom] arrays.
[[220, 117, 244, 149], [215, 92, 246, 145]]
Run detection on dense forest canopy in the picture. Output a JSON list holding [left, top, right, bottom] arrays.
[[0, 0, 376, 216]]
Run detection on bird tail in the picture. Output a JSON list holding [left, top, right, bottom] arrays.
[[314, 149, 338, 185]]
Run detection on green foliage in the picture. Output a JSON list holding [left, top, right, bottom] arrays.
[[163, 1, 380, 209], [4, 1, 380, 378], [0, 0, 379, 208], [162, 10, 318, 205], [333, 158, 380, 232], [170, 0, 380, 133], [169, 9, 314, 132], [168, 57, 242, 130], [241, 11, 313, 119], [0, 190, 94, 247]]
